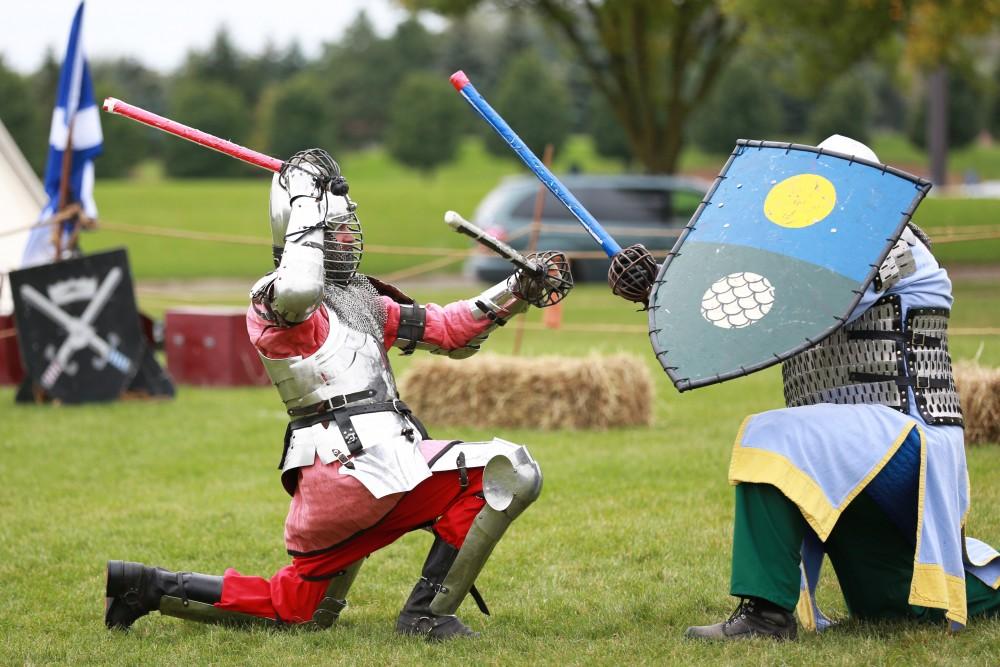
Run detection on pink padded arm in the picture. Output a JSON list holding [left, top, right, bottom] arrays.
[[246, 305, 329, 359], [382, 296, 489, 351]]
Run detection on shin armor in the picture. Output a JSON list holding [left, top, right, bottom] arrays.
[[429, 446, 542, 616], [307, 558, 365, 628]]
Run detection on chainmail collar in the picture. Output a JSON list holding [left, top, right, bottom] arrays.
[[323, 274, 387, 342]]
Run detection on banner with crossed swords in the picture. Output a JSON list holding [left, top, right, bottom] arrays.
[[10, 249, 146, 403]]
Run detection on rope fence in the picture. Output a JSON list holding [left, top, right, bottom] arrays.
[[3, 323, 999, 341], [3, 213, 1000, 331], [6, 213, 1000, 245], [7, 215, 998, 286]]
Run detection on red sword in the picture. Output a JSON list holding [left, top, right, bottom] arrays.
[[102, 97, 284, 173]]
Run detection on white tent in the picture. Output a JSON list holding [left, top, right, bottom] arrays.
[[0, 118, 45, 314]]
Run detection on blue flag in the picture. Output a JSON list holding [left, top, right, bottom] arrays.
[[22, 1, 103, 267]]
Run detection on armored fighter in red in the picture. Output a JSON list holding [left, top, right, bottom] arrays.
[[102, 141, 572, 638]]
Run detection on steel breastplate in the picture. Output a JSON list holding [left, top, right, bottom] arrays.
[[782, 295, 963, 426], [259, 305, 398, 414]]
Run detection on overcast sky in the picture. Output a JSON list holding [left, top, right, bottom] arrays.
[[2, 0, 433, 74]]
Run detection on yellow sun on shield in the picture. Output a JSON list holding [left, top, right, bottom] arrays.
[[763, 174, 837, 228]]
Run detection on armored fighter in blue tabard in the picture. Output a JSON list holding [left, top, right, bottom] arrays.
[[611, 135, 1000, 639]]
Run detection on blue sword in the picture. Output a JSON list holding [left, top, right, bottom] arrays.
[[449, 70, 622, 258]]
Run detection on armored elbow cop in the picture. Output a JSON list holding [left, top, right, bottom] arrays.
[[873, 232, 917, 293], [391, 277, 530, 358], [251, 244, 326, 325]]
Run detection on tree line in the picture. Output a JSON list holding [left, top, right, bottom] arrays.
[[1, 2, 998, 179]]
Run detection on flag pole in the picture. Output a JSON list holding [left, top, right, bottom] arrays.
[[52, 121, 76, 262]]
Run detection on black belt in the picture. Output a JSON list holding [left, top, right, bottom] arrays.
[[846, 330, 943, 348], [286, 389, 377, 418], [280, 398, 417, 471], [848, 372, 950, 389]]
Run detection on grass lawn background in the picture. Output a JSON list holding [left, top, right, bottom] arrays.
[[3, 132, 1000, 665], [2, 283, 999, 665]]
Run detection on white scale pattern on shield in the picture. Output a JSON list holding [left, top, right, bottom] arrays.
[[700, 272, 775, 329]]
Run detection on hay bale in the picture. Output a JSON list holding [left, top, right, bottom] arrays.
[[955, 362, 1000, 445], [399, 353, 653, 430]]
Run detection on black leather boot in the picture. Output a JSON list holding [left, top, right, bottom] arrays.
[[395, 537, 479, 640], [104, 560, 223, 630], [685, 597, 797, 641]]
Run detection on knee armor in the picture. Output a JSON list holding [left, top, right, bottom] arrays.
[[429, 446, 542, 616]]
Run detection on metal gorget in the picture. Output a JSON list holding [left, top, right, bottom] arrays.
[[782, 294, 963, 426]]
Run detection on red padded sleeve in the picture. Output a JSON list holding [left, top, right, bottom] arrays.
[[246, 305, 330, 359], [381, 296, 490, 352]]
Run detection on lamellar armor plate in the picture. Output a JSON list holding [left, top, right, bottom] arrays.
[[782, 294, 963, 426]]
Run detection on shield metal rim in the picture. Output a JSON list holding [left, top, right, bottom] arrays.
[[648, 139, 932, 392]]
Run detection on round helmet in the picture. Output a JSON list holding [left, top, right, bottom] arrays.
[[269, 149, 362, 288], [817, 134, 878, 163]]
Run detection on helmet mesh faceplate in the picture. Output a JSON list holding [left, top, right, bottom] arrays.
[[276, 148, 363, 288]]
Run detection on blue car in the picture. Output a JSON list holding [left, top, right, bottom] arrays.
[[464, 174, 709, 283]]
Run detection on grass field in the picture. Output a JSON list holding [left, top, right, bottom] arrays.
[[85, 135, 1000, 281], [5, 130, 1000, 664], [2, 282, 1000, 666]]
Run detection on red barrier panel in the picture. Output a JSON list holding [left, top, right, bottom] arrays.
[[165, 307, 270, 387], [0, 314, 25, 385]]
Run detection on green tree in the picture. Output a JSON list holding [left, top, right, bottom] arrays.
[[389, 16, 438, 77], [163, 80, 253, 178], [437, 13, 495, 137], [906, 67, 985, 151], [0, 57, 46, 174], [181, 28, 255, 103], [31, 48, 61, 112], [315, 12, 442, 151], [91, 59, 166, 177], [321, 12, 408, 149], [386, 72, 464, 174], [689, 59, 785, 154], [245, 40, 307, 97], [91, 80, 154, 178], [258, 72, 339, 161], [588, 93, 631, 166], [92, 58, 166, 113], [22, 49, 63, 173], [485, 52, 571, 160], [807, 73, 874, 145], [403, 0, 745, 174], [728, 0, 1000, 182], [991, 60, 1000, 139]]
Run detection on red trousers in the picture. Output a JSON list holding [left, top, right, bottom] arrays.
[[215, 467, 485, 623]]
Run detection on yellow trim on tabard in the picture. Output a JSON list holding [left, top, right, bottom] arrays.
[[910, 564, 968, 627], [796, 562, 817, 632], [908, 427, 969, 625], [730, 418, 971, 626], [729, 447, 837, 540], [728, 417, 915, 541]]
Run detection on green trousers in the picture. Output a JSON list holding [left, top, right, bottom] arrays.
[[730, 483, 1000, 620]]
